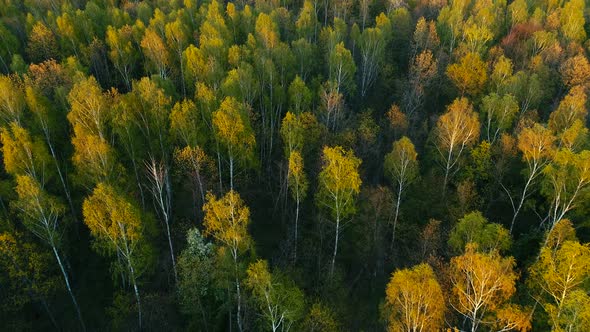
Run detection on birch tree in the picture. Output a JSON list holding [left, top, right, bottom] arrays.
[[83, 183, 152, 330], [212, 97, 256, 190], [245, 260, 305, 331], [384, 263, 445, 332], [316, 146, 362, 277], [507, 124, 555, 233], [434, 97, 480, 192], [203, 190, 252, 332], [384, 136, 418, 249], [12, 175, 85, 331]]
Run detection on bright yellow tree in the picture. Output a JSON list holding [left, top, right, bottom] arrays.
[[384, 263, 445, 332], [450, 244, 530, 332], [83, 183, 150, 330]]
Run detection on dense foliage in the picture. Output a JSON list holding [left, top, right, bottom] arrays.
[[1, 0, 590, 331]]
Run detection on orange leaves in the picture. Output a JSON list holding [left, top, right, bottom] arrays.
[[517, 123, 555, 165], [450, 244, 523, 330]]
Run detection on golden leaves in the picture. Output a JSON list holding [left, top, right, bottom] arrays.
[[202, 190, 251, 253], [83, 183, 143, 252], [385, 263, 445, 332], [446, 52, 487, 96]]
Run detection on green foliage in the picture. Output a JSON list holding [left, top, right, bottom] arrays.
[[449, 211, 512, 254]]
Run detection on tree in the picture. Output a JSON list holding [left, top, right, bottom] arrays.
[[542, 149, 590, 228], [177, 228, 216, 331], [106, 25, 138, 90], [0, 122, 51, 180], [507, 124, 555, 232], [0, 75, 25, 125], [357, 13, 390, 97], [316, 146, 362, 277], [287, 76, 312, 114], [0, 231, 59, 329], [384, 136, 418, 249], [165, 17, 189, 95], [529, 227, 590, 331], [384, 263, 445, 332], [245, 260, 305, 331], [212, 97, 256, 190], [25, 84, 76, 222], [559, 55, 590, 88], [446, 52, 487, 96], [287, 151, 308, 261], [67, 76, 118, 186], [328, 42, 356, 95], [301, 302, 338, 332], [203, 190, 252, 332], [83, 183, 153, 330], [403, 50, 438, 118], [450, 244, 528, 332], [174, 145, 212, 209], [11, 175, 85, 330], [26, 22, 58, 63], [481, 93, 519, 144], [434, 98, 480, 192], [145, 158, 176, 284], [548, 86, 587, 137], [560, 0, 586, 43], [140, 28, 170, 78], [448, 211, 511, 254]]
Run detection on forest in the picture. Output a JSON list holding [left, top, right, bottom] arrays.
[[1, 0, 590, 331]]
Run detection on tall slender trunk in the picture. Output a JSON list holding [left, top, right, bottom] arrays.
[[164, 218, 178, 284], [330, 215, 340, 278], [293, 190, 300, 262], [443, 147, 453, 195], [229, 156, 234, 191], [128, 260, 142, 330], [46, 136, 76, 223], [390, 183, 402, 252], [233, 253, 243, 332], [52, 246, 85, 331], [510, 169, 536, 233]]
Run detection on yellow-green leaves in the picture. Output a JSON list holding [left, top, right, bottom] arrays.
[[0, 75, 25, 125], [317, 146, 362, 220], [1, 122, 51, 181], [83, 183, 143, 250], [481, 93, 519, 143], [529, 229, 590, 331], [245, 259, 305, 331], [384, 136, 418, 189]]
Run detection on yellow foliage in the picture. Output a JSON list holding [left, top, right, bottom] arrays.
[[203, 190, 251, 256], [385, 263, 445, 332]]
